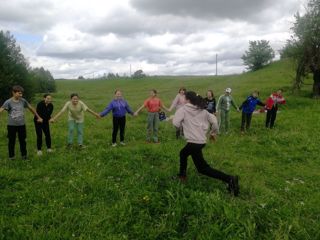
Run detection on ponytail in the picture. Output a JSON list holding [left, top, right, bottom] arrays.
[[185, 91, 206, 109]]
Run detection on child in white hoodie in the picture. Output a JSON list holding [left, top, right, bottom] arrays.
[[173, 91, 240, 196]]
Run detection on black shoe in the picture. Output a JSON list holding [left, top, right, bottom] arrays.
[[22, 155, 27, 160], [171, 175, 187, 183], [228, 176, 239, 197]]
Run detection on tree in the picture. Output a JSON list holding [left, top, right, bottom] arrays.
[[30, 67, 56, 93], [281, 0, 320, 97], [0, 30, 33, 104], [242, 40, 275, 71], [132, 69, 146, 79]]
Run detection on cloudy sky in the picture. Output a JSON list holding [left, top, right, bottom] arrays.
[[0, 0, 307, 79]]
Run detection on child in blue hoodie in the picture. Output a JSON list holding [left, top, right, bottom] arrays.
[[239, 91, 265, 133], [100, 90, 135, 147]]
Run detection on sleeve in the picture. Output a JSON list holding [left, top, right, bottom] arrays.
[[172, 108, 184, 128], [125, 101, 134, 115], [1, 100, 10, 110], [208, 112, 219, 134], [170, 94, 179, 109], [231, 97, 238, 109], [22, 98, 29, 108], [257, 99, 265, 107], [217, 96, 222, 110], [60, 101, 70, 113], [100, 101, 113, 117], [80, 101, 89, 111], [239, 98, 249, 110]]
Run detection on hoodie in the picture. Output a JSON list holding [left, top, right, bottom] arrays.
[[173, 103, 218, 144]]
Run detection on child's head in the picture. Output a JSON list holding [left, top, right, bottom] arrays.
[[70, 93, 79, 105], [185, 91, 206, 109], [150, 89, 157, 97], [206, 90, 214, 98], [225, 88, 232, 95], [114, 90, 122, 99], [178, 87, 186, 95], [276, 89, 283, 96], [12, 85, 24, 99], [252, 90, 259, 98], [43, 94, 52, 104]]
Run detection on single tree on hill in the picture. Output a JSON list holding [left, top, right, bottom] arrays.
[[242, 40, 275, 71]]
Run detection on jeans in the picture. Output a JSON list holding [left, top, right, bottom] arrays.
[[68, 120, 84, 145], [34, 121, 51, 150], [112, 116, 126, 143], [7, 125, 27, 158], [266, 107, 277, 128], [147, 112, 159, 142], [241, 112, 253, 131]]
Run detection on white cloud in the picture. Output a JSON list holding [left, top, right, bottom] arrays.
[[0, 0, 309, 78]]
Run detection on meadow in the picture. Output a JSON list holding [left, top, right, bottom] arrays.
[[0, 60, 319, 239]]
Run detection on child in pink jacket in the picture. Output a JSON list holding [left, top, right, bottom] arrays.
[[173, 91, 239, 196]]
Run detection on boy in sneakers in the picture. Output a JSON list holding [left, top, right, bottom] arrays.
[[0, 85, 43, 160]]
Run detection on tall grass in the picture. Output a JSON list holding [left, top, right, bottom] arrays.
[[0, 60, 319, 239]]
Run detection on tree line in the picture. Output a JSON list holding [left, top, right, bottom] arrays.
[[0, 30, 56, 105]]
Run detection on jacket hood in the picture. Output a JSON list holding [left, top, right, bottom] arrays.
[[184, 103, 202, 117]]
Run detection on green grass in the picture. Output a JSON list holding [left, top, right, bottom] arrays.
[[1, 59, 320, 239]]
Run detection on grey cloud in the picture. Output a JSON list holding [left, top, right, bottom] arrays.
[[130, 0, 301, 23]]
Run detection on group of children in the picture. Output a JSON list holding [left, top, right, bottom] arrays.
[[0, 85, 286, 197]]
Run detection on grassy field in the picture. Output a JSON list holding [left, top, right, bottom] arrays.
[[0, 60, 319, 239]]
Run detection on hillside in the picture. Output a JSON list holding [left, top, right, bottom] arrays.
[[0, 60, 319, 239]]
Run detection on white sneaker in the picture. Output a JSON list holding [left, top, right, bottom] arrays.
[[37, 150, 43, 156], [112, 143, 117, 147], [47, 148, 53, 153], [120, 141, 126, 146]]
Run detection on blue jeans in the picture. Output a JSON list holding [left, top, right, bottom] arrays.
[[68, 120, 84, 145]]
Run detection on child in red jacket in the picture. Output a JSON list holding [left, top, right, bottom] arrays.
[[265, 89, 286, 128]]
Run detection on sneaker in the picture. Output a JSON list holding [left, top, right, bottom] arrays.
[[228, 176, 240, 197], [37, 150, 43, 156], [171, 175, 187, 183], [120, 141, 126, 146], [112, 143, 117, 147], [9, 156, 15, 160], [47, 148, 53, 153], [79, 144, 87, 149]]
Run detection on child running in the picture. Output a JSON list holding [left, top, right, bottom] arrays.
[[100, 90, 135, 147], [0, 85, 43, 160], [172, 91, 240, 196], [135, 89, 169, 143], [239, 90, 265, 133], [34, 94, 54, 155], [169, 87, 187, 138], [50, 93, 100, 148]]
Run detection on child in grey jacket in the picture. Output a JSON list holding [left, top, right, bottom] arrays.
[[173, 91, 239, 196]]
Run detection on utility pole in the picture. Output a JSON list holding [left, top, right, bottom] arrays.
[[216, 54, 218, 76]]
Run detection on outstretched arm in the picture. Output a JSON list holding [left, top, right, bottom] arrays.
[[50, 103, 68, 122], [134, 104, 145, 115], [87, 108, 101, 119], [27, 104, 43, 123]]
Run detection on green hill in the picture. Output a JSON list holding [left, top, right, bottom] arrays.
[[0, 60, 319, 239]]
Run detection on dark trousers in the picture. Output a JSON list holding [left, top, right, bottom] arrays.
[[266, 107, 277, 128], [34, 121, 51, 150], [112, 116, 126, 143], [179, 143, 231, 183], [241, 112, 253, 131], [7, 125, 27, 158]]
